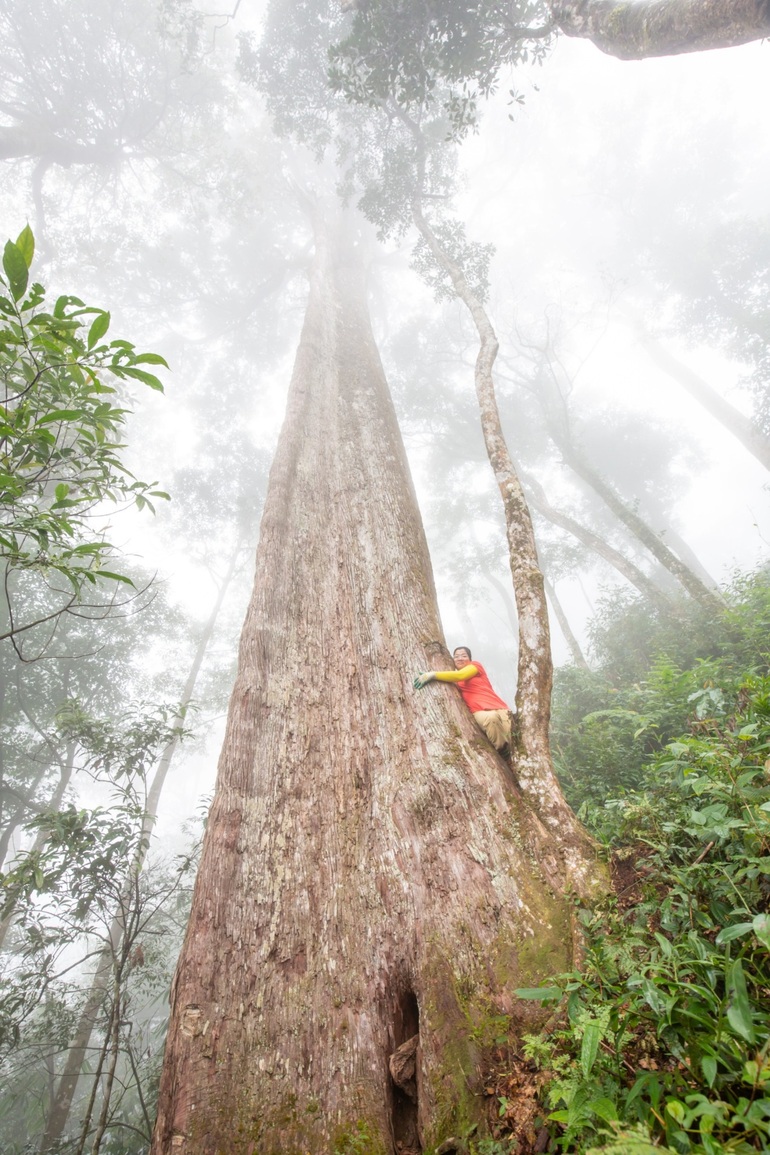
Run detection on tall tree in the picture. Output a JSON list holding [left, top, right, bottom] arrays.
[[150, 206, 597, 1154]]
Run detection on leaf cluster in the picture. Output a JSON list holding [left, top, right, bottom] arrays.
[[0, 701, 190, 1059], [0, 227, 169, 651], [410, 218, 494, 305], [552, 569, 770, 811], [329, 0, 552, 139]]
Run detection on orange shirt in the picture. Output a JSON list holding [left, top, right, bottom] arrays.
[[436, 662, 509, 713]]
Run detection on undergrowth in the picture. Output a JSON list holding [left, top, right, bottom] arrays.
[[503, 573, 770, 1154]]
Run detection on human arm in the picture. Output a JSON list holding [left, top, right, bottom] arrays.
[[413, 665, 478, 689]]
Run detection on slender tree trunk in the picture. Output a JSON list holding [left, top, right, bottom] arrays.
[[634, 326, 770, 472], [150, 210, 601, 1155], [485, 567, 590, 672], [483, 571, 519, 639], [0, 741, 75, 951], [143, 541, 243, 836], [522, 471, 672, 607], [42, 955, 113, 1154], [550, 0, 770, 58], [543, 576, 590, 670], [0, 758, 52, 870], [88, 979, 122, 1155], [532, 357, 724, 609], [39, 546, 242, 1152], [408, 195, 601, 848], [562, 443, 723, 608], [654, 523, 719, 591]]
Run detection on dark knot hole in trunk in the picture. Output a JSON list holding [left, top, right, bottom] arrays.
[[389, 988, 421, 1154]]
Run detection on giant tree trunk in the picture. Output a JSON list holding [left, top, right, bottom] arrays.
[[150, 212, 599, 1155], [550, 0, 770, 58]]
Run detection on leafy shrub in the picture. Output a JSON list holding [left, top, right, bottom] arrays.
[[552, 568, 770, 813], [523, 673, 770, 1154]]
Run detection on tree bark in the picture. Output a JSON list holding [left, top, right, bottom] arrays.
[[550, 0, 770, 59], [150, 210, 600, 1155]]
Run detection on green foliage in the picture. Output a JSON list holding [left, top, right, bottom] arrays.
[[329, 0, 552, 139], [0, 702, 185, 1052], [0, 227, 169, 652], [0, 699, 199, 1154], [333, 1119, 383, 1155], [519, 582, 770, 1154], [552, 569, 770, 813], [411, 220, 494, 305]]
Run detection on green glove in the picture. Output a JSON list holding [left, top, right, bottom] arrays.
[[413, 672, 435, 690]]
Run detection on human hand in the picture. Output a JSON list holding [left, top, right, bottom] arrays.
[[413, 672, 435, 690]]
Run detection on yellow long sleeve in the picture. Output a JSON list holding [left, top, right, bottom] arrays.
[[433, 665, 478, 683]]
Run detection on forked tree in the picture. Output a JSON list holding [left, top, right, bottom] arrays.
[[150, 207, 598, 1154]]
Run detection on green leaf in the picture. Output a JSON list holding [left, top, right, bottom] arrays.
[[37, 409, 86, 425], [119, 365, 164, 391], [15, 224, 35, 268], [752, 912, 770, 949], [3, 240, 29, 301], [744, 1060, 759, 1085], [70, 543, 108, 555], [54, 483, 70, 502], [94, 571, 135, 586], [653, 931, 673, 957], [715, 922, 754, 944], [580, 1020, 602, 1079], [666, 1100, 686, 1124], [588, 1097, 618, 1123], [87, 311, 111, 349], [701, 1056, 717, 1088], [515, 986, 562, 1001], [133, 351, 169, 367], [54, 294, 82, 317], [726, 959, 756, 1044]]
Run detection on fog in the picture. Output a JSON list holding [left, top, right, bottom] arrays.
[[1, 0, 768, 1150]]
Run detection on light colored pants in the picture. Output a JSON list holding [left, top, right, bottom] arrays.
[[473, 709, 512, 752]]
